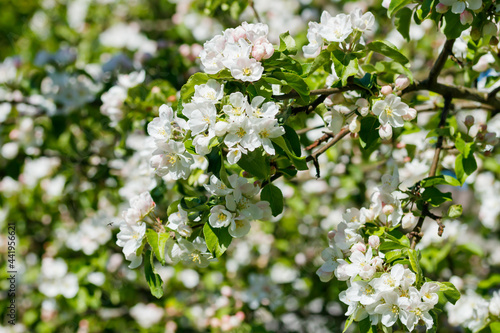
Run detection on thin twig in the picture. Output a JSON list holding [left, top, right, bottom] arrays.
[[410, 97, 452, 249], [306, 127, 350, 162], [296, 125, 325, 135], [306, 132, 334, 150], [291, 95, 327, 115], [248, 0, 262, 23]]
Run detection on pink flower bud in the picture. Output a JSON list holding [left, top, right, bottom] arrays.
[[402, 108, 417, 121], [371, 256, 384, 268], [460, 10, 473, 25], [379, 124, 393, 140], [402, 212, 419, 230], [395, 75, 410, 90], [235, 311, 245, 321], [252, 37, 274, 61], [382, 204, 394, 215], [368, 235, 380, 249], [191, 44, 203, 58], [381, 85, 393, 95], [464, 115, 474, 128], [327, 230, 336, 240], [436, 3, 449, 13], [352, 242, 367, 253]]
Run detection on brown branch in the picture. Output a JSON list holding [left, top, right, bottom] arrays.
[[272, 84, 366, 100], [248, 0, 262, 23], [428, 39, 455, 84], [410, 97, 452, 249], [306, 127, 350, 163], [291, 95, 327, 115], [488, 85, 500, 101], [306, 132, 334, 150]]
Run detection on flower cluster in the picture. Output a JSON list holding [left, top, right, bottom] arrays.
[[436, 0, 482, 25], [116, 192, 155, 268], [39, 258, 79, 299], [317, 172, 442, 331], [372, 94, 416, 140], [148, 79, 285, 180], [199, 23, 274, 81], [302, 8, 375, 58]]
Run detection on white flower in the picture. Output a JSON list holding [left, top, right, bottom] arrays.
[[439, 0, 482, 14], [227, 145, 247, 164], [167, 237, 212, 268], [254, 118, 285, 155], [192, 130, 216, 156], [222, 38, 252, 68], [346, 281, 381, 306], [204, 174, 233, 196], [372, 94, 409, 128], [326, 63, 340, 87], [371, 264, 405, 292], [167, 205, 189, 230], [324, 110, 345, 135], [302, 22, 323, 58], [230, 57, 264, 82], [116, 222, 146, 258], [420, 282, 440, 306], [130, 303, 164, 329], [350, 9, 375, 32], [402, 212, 419, 230], [318, 12, 353, 43], [489, 291, 500, 317], [374, 291, 403, 327], [317, 246, 343, 282], [192, 79, 224, 103], [345, 247, 376, 280], [151, 140, 193, 180], [224, 117, 260, 151], [147, 104, 187, 142], [118, 70, 145, 88], [209, 205, 234, 228], [399, 289, 434, 331], [183, 102, 217, 135], [229, 218, 252, 238]]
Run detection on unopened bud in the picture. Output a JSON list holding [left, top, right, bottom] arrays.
[[479, 124, 488, 132], [356, 98, 370, 116], [471, 27, 481, 40], [151, 86, 161, 94], [464, 115, 474, 128], [270, 166, 277, 176], [483, 22, 498, 36], [381, 85, 393, 95], [352, 242, 367, 253], [461, 10, 474, 25], [379, 124, 393, 140], [382, 204, 395, 215], [368, 235, 380, 249], [167, 95, 177, 102], [436, 3, 449, 13], [349, 116, 361, 133], [242, 171, 252, 178], [490, 36, 499, 46], [402, 108, 417, 121], [327, 230, 336, 240], [402, 212, 419, 230], [395, 75, 410, 90]]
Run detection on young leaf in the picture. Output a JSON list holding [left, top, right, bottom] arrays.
[[447, 204, 462, 218], [146, 229, 169, 265], [408, 249, 424, 287], [203, 223, 232, 258], [272, 136, 308, 170], [395, 7, 412, 41], [237, 148, 270, 179], [261, 184, 284, 216], [278, 31, 297, 55], [180, 72, 209, 102], [421, 187, 452, 206], [388, 0, 413, 17], [438, 281, 461, 305], [367, 41, 409, 65], [144, 250, 164, 298]]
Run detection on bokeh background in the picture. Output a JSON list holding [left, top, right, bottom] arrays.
[[1, 0, 500, 332]]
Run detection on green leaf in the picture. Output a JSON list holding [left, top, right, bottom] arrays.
[[332, 51, 359, 86], [395, 7, 412, 41], [146, 230, 169, 265], [203, 223, 232, 258], [306, 50, 331, 76], [455, 153, 477, 184], [490, 323, 500, 333], [420, 175, 461, 187], [478, 274, 500, 289], [144, 250, 164, 298], [385, 249, 404, 263], [343, 315, 354, 333], [270, 71, 310, 104], [388, 0, 413, 17], [278, 31, 297, 55], [359, 116, 380, 149], [367, 41, 409, 65], [438, 281, 461, 305], [207, 146, 223, 179], [180, 72, 209, 102], [441, 11, 467, 39], [237, 148, 270, 179], [283, 125, 302, 157], [385, 229, 411, 248], [261, 184, 284, 216], [380, 241, 407, 251], [455, 137, 474, 158], [409, 249, 424, 287], [358, 317, 377, 333], [272, 136, 308, 170], [421, 187, 453, 206], [447, 204, 462, 218]]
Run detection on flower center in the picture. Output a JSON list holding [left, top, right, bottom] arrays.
[[243, 67, 252, 76], [236, 127, 246, 138]]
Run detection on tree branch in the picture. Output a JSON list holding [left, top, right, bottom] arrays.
[[428, 39, 455, 84], [410, 97, 452, 249], [306, 127, 350, 163], [305, 131, 334, 150]]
